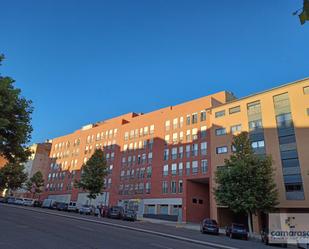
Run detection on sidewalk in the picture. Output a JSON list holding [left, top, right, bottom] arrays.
[[140, 217, 260, 240]]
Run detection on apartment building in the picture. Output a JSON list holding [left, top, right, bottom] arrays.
[[41, 78, 309, 229]]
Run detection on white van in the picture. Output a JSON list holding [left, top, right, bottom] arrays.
[[68, 201, 78, 212]]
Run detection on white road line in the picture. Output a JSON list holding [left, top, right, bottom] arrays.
[[2, 204, 240, 249]]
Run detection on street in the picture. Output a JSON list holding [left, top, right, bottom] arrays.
[[0, 204, 218, 249], [0, 204, 289, 249]]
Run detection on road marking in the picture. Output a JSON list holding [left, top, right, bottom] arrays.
[[2, 204, 240, 249], [149, 243, 174, 249]]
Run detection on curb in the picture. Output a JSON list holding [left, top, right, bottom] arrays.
[[3, 204, 240, 249]]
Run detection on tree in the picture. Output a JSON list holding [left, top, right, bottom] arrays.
[[294, 0, 309, 25], [0, 162, 28, 195], [214, 132, 278, 236], [25, 171, 44, 198], [0, 54, 33, 164], [75, 149, 108, 203]]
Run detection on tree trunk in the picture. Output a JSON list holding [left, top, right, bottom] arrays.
[[247, 211, 253, 237]]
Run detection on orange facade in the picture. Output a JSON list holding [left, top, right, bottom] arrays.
[[42, 78, 309, 226]]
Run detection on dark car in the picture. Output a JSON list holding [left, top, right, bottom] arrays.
[[226, 223, 248, 240], [200, 218, 219, 235], [33, 200, 43, 207], [261, 228, 287, 248], [123, 209, 137, 221], [56, 202, 68, 211], [107, 206, 124, 219]]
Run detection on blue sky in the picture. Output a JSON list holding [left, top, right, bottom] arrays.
[[0, 0, 308, 143]]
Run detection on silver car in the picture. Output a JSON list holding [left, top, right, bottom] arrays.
[[79, 205, 93, 215]]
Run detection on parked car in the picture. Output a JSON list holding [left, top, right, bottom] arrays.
[[79, 205, 93, 215], [107, 206, 124, 219], [33, 200, 43, 207], [261, 227, 287, 247], [6, 197, 16, 204], [298, 242, 309, 249], [14, 198, 24, 205], [42, 199, 57, 209], [23, 198, 35, 206], [56, 202, 68, 211], [0, 196, 6, 203], [200, 218, 219, 235], [226, 223, 248, 240], [67, 201, 78, 212], [123, 209, 137, 221]]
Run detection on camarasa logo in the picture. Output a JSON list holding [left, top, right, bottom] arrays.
[[269, 213, 309, 244], [285, 216, 296, 229]]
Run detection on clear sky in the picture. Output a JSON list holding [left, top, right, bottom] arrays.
[[0, 0, 308, 144]]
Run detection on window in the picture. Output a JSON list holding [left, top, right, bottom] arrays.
[[178, 146, 183, 159], [171, 147, 177, 160], [192, 128, 198, 140], [231, 124, 242, 134], [164, 134, 170, 144], [147, 167, 152, 178], [247, 101, 261, 114], [192, 161, 198, 174], [229, 106, 240, 114], [216, 146, 228, 154], [307, 108, 309, 116], [249, 119, 263, 131], [201, 142, 207, 156], [163, 165, 169, 176], [178, 180, 183, 193], [251, 140, 265, 149], [186, 115, 191, 125], [164, 149, 169, 161], [150, 125, 155, 135], [192, 144, 198, 156], [201, 159, 208, 174], [192, 198, 197, 204], [171, 181, 177, 193], [172, 133, 178, 143], [171, 163, 177, 176], [215, 110, 225, 118], [162, 181, 168, 193], [145, 182, 151, 194], [282, 158, 300, 168], [201, 126, 207, 139], [186, 162, 190, 175], [303, 86, 309, 95], [200, 110, 206, 121], [285, 183, 303, 192], [216, 128, 226, 136], [179, 131, 184, 142], [173, 118, 178, 129], [192, 113, 198, 124], [165, 120, 170, 131], [179, 117, 184, 128], [178, 162, 183, 176], [186, 145, 191, 158], [276, 113, 293, 128], [186, 130, 191, 142]]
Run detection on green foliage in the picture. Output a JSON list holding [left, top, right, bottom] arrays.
[[214, 132, 279, 215], [0, 54, 33, 163], [26, 171, 44, 194], [75, 149, 108, 200], [0, 162, 28, 192]]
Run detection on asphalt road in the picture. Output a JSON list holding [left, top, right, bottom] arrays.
[[0, 204, 294, 249], [0, 204, 216, 249]]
